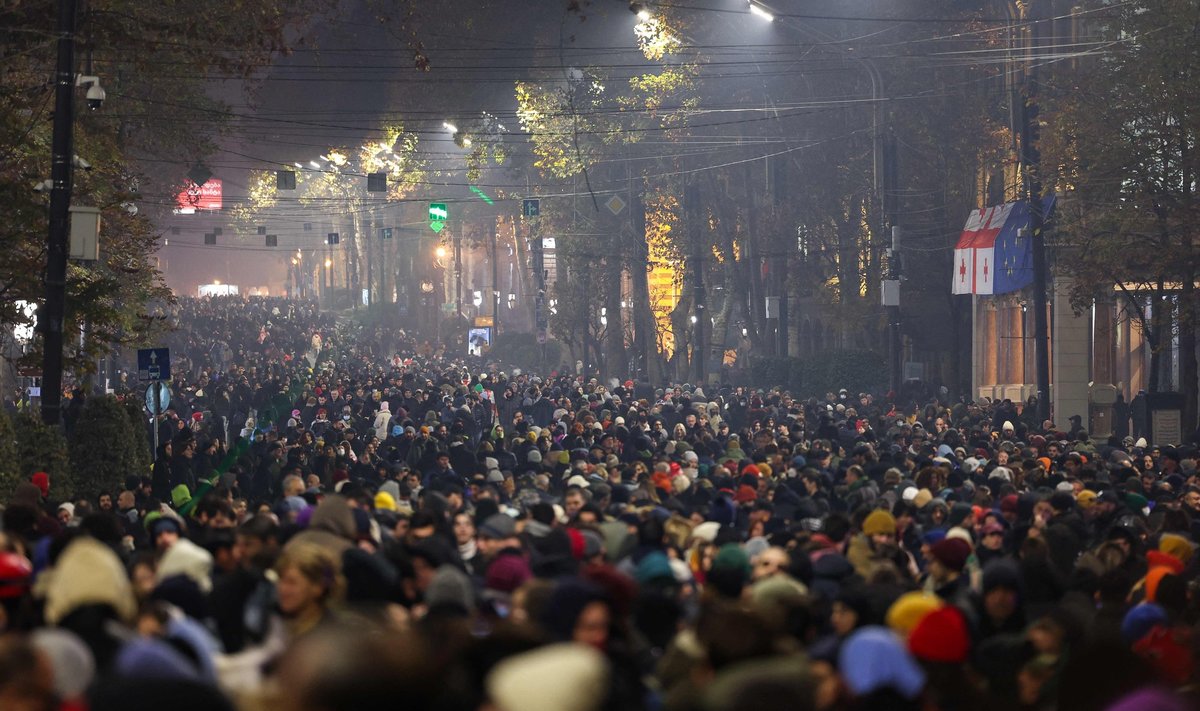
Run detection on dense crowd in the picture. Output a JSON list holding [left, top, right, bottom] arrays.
[[0, 295, 1197, 711]]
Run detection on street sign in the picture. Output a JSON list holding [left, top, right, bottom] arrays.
[[367, 172, 387, 192], [381, 227, 393, 240], [537, 328, 547, 345], [145, 383, 172, 413], [523, 198, 540, 217], [137, 347, 171, 382], [429, 203, 448, 221], [327, 232, 340, 245]]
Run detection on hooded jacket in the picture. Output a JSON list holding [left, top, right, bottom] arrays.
[[284, 495, 357, 558]]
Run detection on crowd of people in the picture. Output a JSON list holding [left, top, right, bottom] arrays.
[[0, 294, 1197, 711]]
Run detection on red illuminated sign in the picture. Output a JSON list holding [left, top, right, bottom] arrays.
[[176, 179, 222, 213]]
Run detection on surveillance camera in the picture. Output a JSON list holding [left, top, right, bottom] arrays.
[[32, 179, 52, 193], [122, 202, 138, 216], [86, 83, 105, 110], [72, 155, 91, 171]]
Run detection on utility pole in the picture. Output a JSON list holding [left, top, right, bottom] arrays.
[[41, 0, 79, 426], [883, 122, 902, 396], [888, 227, 903, 394], [491, 224, 500, 335], [531, 224, 547, 364], [453, 230, 463, 319], [1021, 0, 1052, 425], [686, 181, 706, 384]]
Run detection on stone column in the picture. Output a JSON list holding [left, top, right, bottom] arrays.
[[1094, 296, 1116, 386], [1052, 276, 1091, 425]]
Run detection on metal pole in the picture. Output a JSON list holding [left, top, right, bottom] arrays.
[[41, 0, 78, 426], [491, 224, 500, 335], [152, 381, 161, 454], [686, 181, 705, 384], [454, 231, 463, 318], [1021, 0, 1052, 424], [889, 226, 903, 394]]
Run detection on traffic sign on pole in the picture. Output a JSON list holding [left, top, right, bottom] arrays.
[[523, 199, 540, 217], [429, 203, 448, 221], [137, 348, 171, 382]]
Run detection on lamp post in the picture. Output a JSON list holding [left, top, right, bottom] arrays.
[[40, 0, 80, 426]]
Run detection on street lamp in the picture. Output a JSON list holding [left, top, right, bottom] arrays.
[[748, 2, 774, 22], [443, 122, 458, 134]]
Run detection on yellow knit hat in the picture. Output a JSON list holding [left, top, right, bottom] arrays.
[[862, 509, 897, 536], [1159, 533, 1195, 566], [886, 591, 944, 638]]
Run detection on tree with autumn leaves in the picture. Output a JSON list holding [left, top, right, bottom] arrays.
[[1042, 0, 1200, 435], [0, 0, 342, 386]]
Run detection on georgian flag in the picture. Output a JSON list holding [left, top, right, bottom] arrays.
[[952, 197, 1055, 295]]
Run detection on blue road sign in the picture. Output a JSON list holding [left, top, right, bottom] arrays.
[[137, 347, 171, 382]]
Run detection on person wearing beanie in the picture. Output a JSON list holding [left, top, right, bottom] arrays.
[[707, 543, 752, 600], [838, 627, 926, 706], [425, 565, 475, 617], [973, 559, 1026, 640], [908, 605, 971, 664], [374, 491, 397, 512], [848, 509, 915, 581], [486, 643, 609, 711], [924, 538, 972, 606], [886, 592, 944, 639]]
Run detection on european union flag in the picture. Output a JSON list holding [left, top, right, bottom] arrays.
[[992, 195, 1056, 295]]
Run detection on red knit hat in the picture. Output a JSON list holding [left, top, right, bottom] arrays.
[[929, 538, 972, 572], [735, 485, 758, 504], [908, 605, 970, 663]]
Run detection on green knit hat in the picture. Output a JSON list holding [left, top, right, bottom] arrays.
[[171, 484, 192, 510]]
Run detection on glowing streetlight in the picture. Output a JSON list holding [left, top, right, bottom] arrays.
[[443, 121, 458, 134], [324, 258, 332, 268], [436, 245, 448, 259], [749, 2, 774, 21], [309, 161, 320, 169]]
